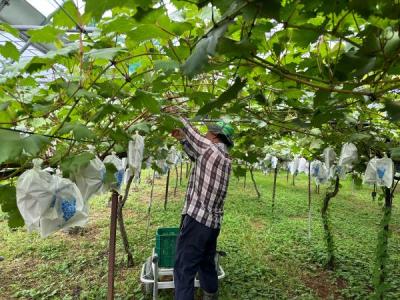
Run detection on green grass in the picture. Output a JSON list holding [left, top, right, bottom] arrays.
[[1, 169, 400, 299]]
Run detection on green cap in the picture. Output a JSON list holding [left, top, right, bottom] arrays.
[[207, 121, 234, 147]]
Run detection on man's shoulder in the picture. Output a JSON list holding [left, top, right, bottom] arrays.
[[206, 144, 231, 161]]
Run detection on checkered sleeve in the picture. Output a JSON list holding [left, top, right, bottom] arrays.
[[181, 140, 197, 162], [179, 117, 211, 158]]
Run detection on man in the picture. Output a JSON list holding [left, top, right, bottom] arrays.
[[171, 117, 234, 300]]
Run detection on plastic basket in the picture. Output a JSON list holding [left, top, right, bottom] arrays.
[[155, 227, 179, 268]]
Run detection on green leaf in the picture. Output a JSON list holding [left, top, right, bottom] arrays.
[[127, 24, 171, 41], [189, 91, 213, 106], [313, 89, 332, 108], [254, 93, 267, 105], [182, 20, 231, 77], [216, 37, 256, 58], [0, 184, 24, 228], [102, 16, 136, 34], [0, 129, 23, 164], [94, 81, 125, 98], [91, 103, 123, 122], [131, 90, 161, 113], [103, 163, 118, 186], [52, 0, 80, 28], [383, 99, 400, 121], [359, 25, 381, 56], [0, 41, 20, 61], [84, 0, 137, 22], [291, 29, 320, 48], [44, 45, 79, 59], [22, 135, 50, 156], [197, 77, 247, 116], [27, 26, 64, 43], [390, 147, 400, 162], [154, 60, 180, 74], [246, 0, 281, 19], [59, 122, 95, 141], [109, 126, 130, 143], [23, 57, 55, 74], [334, 52, 370, 80], [60, 152, 95, 178], [233, 166, 246, 178], [158, 114, 182, 132], [157, 16, 193, 36], [181, 38, 209, 78], [0, 101, 10, 111], [349, 133, 372, 142], [0, 130, 50, 164], [129, 122, 151, 134], [85, 48, 127, 60], [0, 22, 19, 37]]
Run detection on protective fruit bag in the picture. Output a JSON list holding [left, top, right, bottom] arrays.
[[364, 157, 394, 188], [338, 143, 358, 167], [104, 152, 125, 190], [70, 155, 105, 202], [323, 147, 336, 170], [39, 176, 88, 237], [17, 159, 88, 237], [128, 133, 144, 180]]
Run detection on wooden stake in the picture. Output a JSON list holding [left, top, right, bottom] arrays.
[[272, 166, 278, 213], [308, 163, 312, 239], [164, 169, 170, 210], [107, 191, 119, 300]]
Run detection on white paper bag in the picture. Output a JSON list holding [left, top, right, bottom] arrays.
[[323, 147, 336, 170], [310, 160, 322, 177], [17, 159, 88, 237], [39, 176, 88, 237], [128, 133, 144, 175], [16, 159, 54, 232], [71, 156, 105, 202], [104, 152, 125, 190], [364, 157, 394, 188], [338, 143, 358, 167], [290, 157, 300, 175], [271, 156, 278, 169], [167, 146, 180, 166], [298, 157, 307, 173], [315, 163, 329, 185]]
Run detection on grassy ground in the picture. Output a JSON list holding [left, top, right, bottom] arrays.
[[1, 168, 400, 300]]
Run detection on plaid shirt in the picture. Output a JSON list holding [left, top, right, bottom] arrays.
[[180, 118, 232, 229]]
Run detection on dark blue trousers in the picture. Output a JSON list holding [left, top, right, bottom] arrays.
[[174, 215, 220, 300]]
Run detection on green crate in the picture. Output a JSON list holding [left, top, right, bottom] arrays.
[[155, 227, 179, 268]]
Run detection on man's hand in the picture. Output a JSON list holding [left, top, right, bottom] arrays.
[[171, 129, 185, 141]]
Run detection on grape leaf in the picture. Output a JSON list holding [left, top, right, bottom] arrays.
[[27, 26, 64, 43], [197, 77, 247, 116], [0, 184, 24, 228], [60, 152, 95, 178], [0, 42, 20, 61]]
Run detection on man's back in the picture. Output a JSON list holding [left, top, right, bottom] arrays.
[[183, 142, 231, 228]]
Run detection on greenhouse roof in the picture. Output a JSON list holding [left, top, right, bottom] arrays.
[[0, 0, 69, 60]]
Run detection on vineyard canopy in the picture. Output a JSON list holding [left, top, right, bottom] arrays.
[[0, 0, 399, 226]]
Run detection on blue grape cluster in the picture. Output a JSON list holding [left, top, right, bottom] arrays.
[[100, 167, 106, 182], [115, 169, 124, 188], [377, 167, 386, 179], [61, 198, 76, 221]]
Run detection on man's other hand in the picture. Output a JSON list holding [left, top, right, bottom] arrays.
[[171, 129, 185, 140]]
